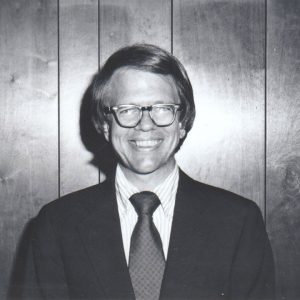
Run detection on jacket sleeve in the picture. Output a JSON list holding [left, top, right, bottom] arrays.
[[20, 207, 69, 299], [229, 202, 275, 300]]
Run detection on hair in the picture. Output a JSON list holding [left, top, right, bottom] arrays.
[[91, 43, 195, 137]]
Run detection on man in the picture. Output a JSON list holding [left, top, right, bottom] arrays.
[[21, 44, 275, 299]]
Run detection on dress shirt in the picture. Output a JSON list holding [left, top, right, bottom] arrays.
[[115, 164, 179, 264]]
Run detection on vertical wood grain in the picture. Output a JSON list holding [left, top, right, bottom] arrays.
[[0, 0, 58, 296], [267, 1, 300, 299], [59, 0, 99, 195], [174, 0, 266, 209], [99, 0, 171, 69]]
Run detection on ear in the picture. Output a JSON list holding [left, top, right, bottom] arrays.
[[179, 122, 186, 139], [102, 122, 110, 141]]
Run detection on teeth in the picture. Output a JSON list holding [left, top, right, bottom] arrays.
[[135, 140, 160, 147]]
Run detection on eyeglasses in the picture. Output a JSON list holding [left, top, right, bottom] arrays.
[[104, 104, 182, 128]]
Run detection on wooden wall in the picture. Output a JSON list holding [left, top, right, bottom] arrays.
[[267, 0, 300, 298], [0, 0, 299, 299]]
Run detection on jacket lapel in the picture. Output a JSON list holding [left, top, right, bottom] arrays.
[[160, 171, 213, 299], [77, 180, 135, 299]]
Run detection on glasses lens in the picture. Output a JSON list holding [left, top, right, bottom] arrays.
[[151, 105, 176, 126], [116, 106, 140, 127]]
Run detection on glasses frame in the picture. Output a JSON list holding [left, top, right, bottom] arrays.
[[104, 104, 182, 128]]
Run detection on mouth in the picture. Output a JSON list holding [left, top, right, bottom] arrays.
[[130, 139, 162, 150]]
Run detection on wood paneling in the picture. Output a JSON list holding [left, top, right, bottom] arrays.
[[267, 1, 300, 299], [99, 0, 171, 67], [174, 0, 265, 209], [59, 0, 99, 195], [0, 0, 58, 296]]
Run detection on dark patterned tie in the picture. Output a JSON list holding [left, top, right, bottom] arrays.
[[129, 192, 166, 300]]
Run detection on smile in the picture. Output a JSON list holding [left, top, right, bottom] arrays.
[[131, 139, 162, 149]]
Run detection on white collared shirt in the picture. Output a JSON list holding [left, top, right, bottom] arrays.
[[115, 164, 179, 264]]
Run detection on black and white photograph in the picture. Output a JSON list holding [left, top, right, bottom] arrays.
[[1, 1, 299, 299]]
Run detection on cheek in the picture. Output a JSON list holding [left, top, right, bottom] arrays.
[[161, 127, 181, 151], [110, 126, 131, 155], [111, 132, 125, 148]]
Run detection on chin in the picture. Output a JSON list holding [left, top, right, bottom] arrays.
[[132, 165, 158, 175], [130, 160, 162, 175]]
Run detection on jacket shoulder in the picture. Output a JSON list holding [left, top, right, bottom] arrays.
[[35, 179, 114, 226], [179, 170, 262, 217]]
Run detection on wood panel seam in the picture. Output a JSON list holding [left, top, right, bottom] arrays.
[[58, 0, 61, 199]]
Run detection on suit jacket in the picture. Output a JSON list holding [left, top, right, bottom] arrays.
[[19, 171, 275, 300]]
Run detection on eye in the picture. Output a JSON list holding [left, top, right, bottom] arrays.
[[119, 108, 132, 114], [118, 107, 139, 116], [153, 105, 173, 113], [119, 108, 131, 114]]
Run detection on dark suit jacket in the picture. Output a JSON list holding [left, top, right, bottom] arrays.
[[19, 171, 275, 300]]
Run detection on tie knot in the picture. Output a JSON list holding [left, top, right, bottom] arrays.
[[129, 192, 160, 217]]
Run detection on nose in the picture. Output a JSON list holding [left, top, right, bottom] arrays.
[[136, 110, 155, 131]]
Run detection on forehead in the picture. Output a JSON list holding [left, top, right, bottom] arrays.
[[105, 68, 179, 106]]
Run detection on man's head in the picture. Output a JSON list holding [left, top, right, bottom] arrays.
[[91, 44, 195, 177]]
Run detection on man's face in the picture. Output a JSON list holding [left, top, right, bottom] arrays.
[[103, 68, 186, 176]]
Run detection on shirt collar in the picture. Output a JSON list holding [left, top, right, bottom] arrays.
[[115, 163, 179, 218]]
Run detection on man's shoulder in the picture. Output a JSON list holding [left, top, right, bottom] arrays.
[[35, 179, 114, 225], [179, 170, 262, 218]]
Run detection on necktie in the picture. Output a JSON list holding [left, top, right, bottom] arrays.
[[129, 192, 165, 300]]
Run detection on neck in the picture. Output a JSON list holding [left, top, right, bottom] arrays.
[[119, 159, 176, 191]]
